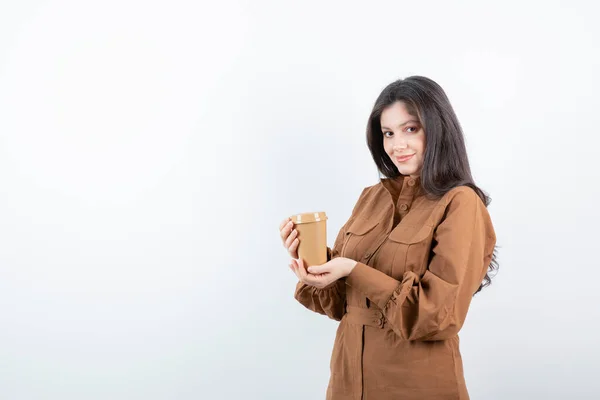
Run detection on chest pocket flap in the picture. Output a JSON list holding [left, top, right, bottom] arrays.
[[342, 218, 380, 259], [346, 218, 379, 236], [388, 224, 433, 244]]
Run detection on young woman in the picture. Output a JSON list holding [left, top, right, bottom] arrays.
[[279, 76, 498, 400]]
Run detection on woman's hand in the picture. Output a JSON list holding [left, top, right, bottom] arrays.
[[279, 217, 299, 259], [289, 257, 357, 289]]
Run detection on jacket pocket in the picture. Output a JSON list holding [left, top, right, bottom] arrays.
[[388, 224, 433, 244], [341, 218, 379, 260], [388, 224, 434, 277]]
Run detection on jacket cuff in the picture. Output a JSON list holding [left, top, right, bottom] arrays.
[[345, 262, 400, 309]]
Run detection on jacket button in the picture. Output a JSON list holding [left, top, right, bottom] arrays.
[[407, 179, 415, 187], [400, 203, 409, 211], [364, 252, 371, 259]]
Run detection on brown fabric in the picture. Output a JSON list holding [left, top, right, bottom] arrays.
[[294, 175, 496, 400]]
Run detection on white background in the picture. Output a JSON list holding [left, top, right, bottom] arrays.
[[0, 0, 598, 399]]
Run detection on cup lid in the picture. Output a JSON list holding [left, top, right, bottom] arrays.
[[290, 211, 327, 224]]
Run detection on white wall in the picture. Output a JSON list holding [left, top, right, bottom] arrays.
[[0, 0, 598, 399]]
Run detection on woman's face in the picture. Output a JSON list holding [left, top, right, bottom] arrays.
[[380, 101, 426, 179]]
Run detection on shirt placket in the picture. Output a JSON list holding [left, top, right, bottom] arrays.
[[358, 176, 419, 400]]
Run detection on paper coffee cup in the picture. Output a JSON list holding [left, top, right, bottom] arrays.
[[290, 211, 328, 268]]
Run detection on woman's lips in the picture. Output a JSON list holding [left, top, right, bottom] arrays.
[[396, 154, 415, 163]]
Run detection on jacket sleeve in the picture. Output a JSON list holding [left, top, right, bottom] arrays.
[[293, 188, 368, 321], [345, 188, 496, 340]]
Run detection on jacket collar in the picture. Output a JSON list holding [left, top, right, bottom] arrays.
[[379, 174, 424, 198]]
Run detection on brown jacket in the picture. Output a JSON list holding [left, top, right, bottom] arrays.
[[294, 175, 496, 400]]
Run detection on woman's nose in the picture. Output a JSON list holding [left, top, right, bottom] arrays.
[[393, 142, 407, 151]]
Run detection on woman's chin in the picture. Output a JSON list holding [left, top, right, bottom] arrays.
[[396, 166, 417, 176]]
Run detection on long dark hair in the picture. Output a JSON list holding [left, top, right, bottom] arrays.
[[366, 76, 498, 295]]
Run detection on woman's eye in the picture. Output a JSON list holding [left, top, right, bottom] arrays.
[[383, 131, 392, 137], [406, 126, 417, 133]]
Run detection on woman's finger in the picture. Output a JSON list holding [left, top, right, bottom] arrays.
[[307, 263, 327, 274], [279, 220, 295, 244], [292, 260, 303, 281], [296, 258, 314, 283], [284, 229, 298, 250], [289, 238, 299, 259], [279, 218, 289, 231], [288, 239, 299, 258]]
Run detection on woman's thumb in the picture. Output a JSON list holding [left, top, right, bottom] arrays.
[[307, 265, 322, 274]]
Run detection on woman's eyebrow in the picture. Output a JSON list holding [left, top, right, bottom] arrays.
[[381, 119, 419, 130]]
